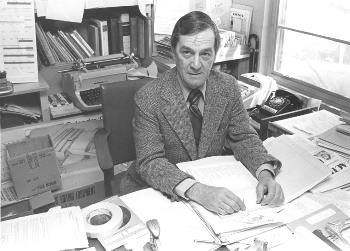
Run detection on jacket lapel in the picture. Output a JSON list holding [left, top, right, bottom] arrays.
[[198, 74, 229, 158], [161, 69, 198, 160]]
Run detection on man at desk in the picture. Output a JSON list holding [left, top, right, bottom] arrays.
[[120, 11, 284, 215]]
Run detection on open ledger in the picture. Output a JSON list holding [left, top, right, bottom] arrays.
[[177, 135, 332, 244]]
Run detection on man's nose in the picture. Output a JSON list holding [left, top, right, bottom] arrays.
[[191, 54, 201, 70]]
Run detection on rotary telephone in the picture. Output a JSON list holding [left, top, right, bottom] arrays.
[[250, 89, 303, 122]]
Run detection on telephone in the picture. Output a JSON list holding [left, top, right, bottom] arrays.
[[250, 89, 303, 122]]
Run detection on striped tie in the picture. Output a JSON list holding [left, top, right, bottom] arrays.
[[188, 88, 203, 147]]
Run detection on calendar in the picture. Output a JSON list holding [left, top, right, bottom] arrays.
[[0, 0, 38, 83]]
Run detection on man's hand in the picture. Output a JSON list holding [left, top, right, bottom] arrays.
[[186, 182, 246, 215], [256, 170, 284, 206]]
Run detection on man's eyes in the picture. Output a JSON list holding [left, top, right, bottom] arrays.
[[201, 52, 212, 60]]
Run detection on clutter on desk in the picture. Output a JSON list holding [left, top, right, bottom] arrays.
[[88, 196, 149, 251], [1, 206, 89, 250]]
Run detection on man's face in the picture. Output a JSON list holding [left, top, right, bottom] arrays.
[[173, 28, 216, 89]]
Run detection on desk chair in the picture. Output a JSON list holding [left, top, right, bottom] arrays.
[[258, 106, 319, 141], [94, 78, 153, 198]]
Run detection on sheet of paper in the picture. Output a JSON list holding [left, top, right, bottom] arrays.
[[286, 135, 350, 193], [154, 0, 192, 34], [305, 190, 350, 217], [272, 110, 342, 138], [35, 0, 48, 17], [46, 0, 85, 23], [181, 158, 258, 210], [1, 206, 89, 251], [264, 135, 332, 203], [0, 0, 38, 83], [272, 226, 335, 251], [121, 188, 217, 251]]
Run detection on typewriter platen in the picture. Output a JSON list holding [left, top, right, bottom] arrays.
[[61, 54, 138, 111]]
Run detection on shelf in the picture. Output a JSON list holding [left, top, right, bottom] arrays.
[[9, 75, 49, 96], [1, 75, 50, 126]]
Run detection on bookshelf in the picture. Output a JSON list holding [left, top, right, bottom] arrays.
[[1, 1, 154, 130], [0, 75, 50, 128]]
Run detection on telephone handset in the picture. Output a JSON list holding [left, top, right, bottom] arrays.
[[250, 90, 303, 122]]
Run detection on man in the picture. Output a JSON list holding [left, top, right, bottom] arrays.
[[120, 11, 284, 215]]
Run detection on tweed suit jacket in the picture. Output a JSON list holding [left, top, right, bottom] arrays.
[[127, 67, 280, 201]]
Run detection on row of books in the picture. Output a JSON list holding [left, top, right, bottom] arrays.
[[36, 12, 154, 67], [36, 22, 94, 66]]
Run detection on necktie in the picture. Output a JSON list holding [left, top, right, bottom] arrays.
[[187, 88, 203, 147]]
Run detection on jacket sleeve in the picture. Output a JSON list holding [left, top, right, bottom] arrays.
[[132, 84, 193, 201], [224, 76, 281, 177]]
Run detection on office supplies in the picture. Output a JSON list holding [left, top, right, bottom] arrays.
[[5, 134, 62, 199], [0, 71, 14, 96], [336, 124, 350, 136], [1, 206, 89, 250], [286, 203, 348, 251], [176, 136, 332, 240], [271, 109, 342, 138], [61, 54, 137, 111], [237, 73, 263, 109], [95, 196, 149, 251], [326, 217, 350, 248], [82, 202, 124, 238], [249, 89, 303, 123], [146, 219, 163, 251]]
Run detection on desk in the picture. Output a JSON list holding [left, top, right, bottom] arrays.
[[87, 188, 231, 251]]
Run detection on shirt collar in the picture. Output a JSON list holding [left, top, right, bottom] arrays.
[[179, 81, 206, 102]]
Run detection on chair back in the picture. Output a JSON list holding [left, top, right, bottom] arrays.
[[100, 78, 152, 165]]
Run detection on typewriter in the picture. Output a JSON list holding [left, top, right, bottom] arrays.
[[61, 54, 138, 111]]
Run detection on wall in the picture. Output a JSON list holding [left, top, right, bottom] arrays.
[[231, 0, 266, 73]]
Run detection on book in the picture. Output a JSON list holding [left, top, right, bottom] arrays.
[[107, 16, 122, 54], [144, 16, 153, 58], [96, 196, 149, 251], [70, 29, 94, 57], [129, 16, 138, 56], [137, 16, 145, 58], [90, 18, 109, 56], [35, 22, 56, 65], [57, 30, 82, 59], [119, 13, 131, 55], [87, 24, 101, 57]]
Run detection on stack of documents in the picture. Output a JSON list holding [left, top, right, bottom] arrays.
[[316, 126, 350, 162], [176, 138, 335, 244]]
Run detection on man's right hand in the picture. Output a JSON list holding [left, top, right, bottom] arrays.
[[185, 182, 246, 215]]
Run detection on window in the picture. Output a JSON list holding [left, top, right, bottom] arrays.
[[266, 0, 350, 111]]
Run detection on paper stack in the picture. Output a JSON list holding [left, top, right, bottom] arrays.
[[316, 126, 350, 162]]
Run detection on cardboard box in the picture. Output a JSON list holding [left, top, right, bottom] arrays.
[[6, 134, 61, 199]]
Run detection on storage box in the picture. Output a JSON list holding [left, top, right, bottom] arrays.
[[6, 134, 61, 199]]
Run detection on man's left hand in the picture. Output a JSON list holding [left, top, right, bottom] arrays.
[[256, 170, 284, 206]]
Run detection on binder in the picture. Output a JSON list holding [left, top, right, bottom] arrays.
[[137, 16, 145, 58], [87, 24, 101, 57], [129, 16, 138, 56], [119, 13, 130, 55], [90, 18, 109, 56], [144, 16, 153, 58], [108, 17, 122, 54]]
